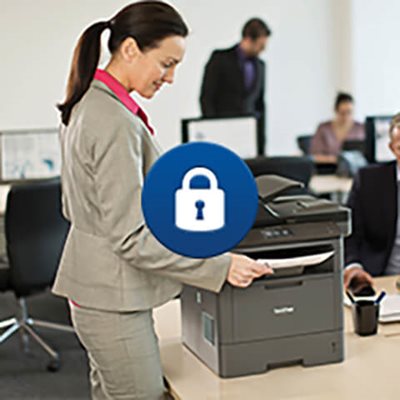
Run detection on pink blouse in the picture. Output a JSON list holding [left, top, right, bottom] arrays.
[[93, 69, 155, 135], [310, 121, 365, 156]]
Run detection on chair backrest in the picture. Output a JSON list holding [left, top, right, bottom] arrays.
[[297, 135, 313, 155], [5, 178, 70, 297], [245, 156, 315, 189]]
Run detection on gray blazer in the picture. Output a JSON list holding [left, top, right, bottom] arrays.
[[52, 80, 231, 311]]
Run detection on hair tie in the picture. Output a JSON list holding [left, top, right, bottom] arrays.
[[106, 19, 114, 30]]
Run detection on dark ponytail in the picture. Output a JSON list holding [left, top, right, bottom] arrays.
[[58, 21, 108, 125], [58, 1, 188, 126]]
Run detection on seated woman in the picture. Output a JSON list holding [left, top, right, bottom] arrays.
[[310, 92, 365, 163]]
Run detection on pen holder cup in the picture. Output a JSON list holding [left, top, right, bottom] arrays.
[[351, 300, 379, 336]]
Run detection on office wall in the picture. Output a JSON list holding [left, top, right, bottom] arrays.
[[351, 0, 400, 119], [0, 0, 348, 155]]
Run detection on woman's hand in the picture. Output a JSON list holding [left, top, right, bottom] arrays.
[[312, 154, 338, 164], [227, 253, 274, 288]]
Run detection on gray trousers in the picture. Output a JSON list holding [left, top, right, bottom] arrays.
[[70, 303, 169, 400]]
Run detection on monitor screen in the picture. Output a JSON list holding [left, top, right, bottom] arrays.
[[0, 128, 61, 182], [374, 117, 394, 162], [342, 140, 366, 154], [365, 116, 394, 163], [182, 116, 258, 159]]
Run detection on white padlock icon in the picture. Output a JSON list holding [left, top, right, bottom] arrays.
[[175, 167, 225, 232]]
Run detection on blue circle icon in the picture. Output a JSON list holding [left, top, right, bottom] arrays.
[[142, 142, 258, 258]]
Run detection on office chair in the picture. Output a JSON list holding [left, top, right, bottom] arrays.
[[0, 178, 73, 372], [296, 135, 313, 155], [245, 156, 315, 190]]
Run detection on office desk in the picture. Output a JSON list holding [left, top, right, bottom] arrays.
[[309, 175, 353, 195], [154, 276, 400, 400], [309, 175, 353, 204]]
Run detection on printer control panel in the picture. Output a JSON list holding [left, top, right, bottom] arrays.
[[262, 228, 293, 239], [237, 222, 343, 250]]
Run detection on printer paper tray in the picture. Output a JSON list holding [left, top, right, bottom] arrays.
[[257, 251, 334, 275]]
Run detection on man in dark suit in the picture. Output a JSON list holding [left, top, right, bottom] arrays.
[[199, 18, 271, 153], [344, 114, 400, 289]]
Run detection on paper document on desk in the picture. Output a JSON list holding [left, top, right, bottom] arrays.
[[257, 251, 334, 270], [379, 295, 400, 323]]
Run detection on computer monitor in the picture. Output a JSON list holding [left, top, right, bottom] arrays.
[[0, 128, 61, 182], [342, 140, 366, 154], [181, 116, 259, 159], [365, 115, 395, 163]]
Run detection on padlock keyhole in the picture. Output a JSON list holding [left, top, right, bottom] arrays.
[[195, 200, 205, 220]]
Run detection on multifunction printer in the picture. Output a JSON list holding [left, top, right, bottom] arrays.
[[181, 175, 351, 377]]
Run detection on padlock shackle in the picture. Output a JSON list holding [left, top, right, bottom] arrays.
[[182, 167, 219, 190]]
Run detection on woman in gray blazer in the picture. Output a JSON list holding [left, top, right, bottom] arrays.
[[53, 2, 272, 399]]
